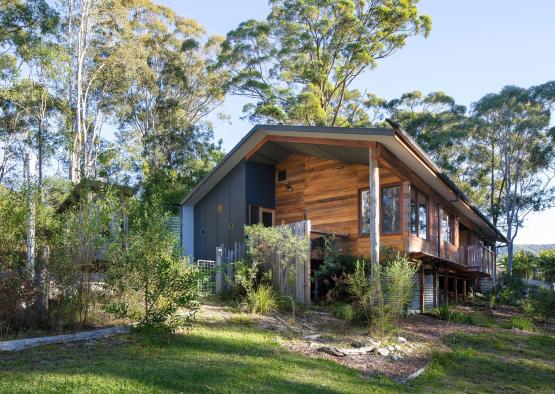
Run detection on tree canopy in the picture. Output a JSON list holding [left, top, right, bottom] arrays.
[[218, 0, 431, 126]]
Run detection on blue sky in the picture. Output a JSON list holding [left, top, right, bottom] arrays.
[[157, 0, 555, 244]]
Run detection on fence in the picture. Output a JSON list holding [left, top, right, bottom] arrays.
[[215, 220, 311, 304], [193, 259, 217, 296]]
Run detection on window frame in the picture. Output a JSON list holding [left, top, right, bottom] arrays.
[[410, 187, 429, 240], [359, 183, 402, 237], [442, 210, 454, 245]]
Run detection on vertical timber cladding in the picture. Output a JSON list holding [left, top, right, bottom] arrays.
[[194, 162, 246, 261], [274, 153, 403, 257]]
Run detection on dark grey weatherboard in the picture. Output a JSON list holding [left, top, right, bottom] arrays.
[[194, 162, 246, 260]]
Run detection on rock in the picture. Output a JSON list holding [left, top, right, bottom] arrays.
[[377, 348, 390, 357], [351, 340, 367, 348], [317, 346, 346, 357], [397, 336, 407, 343], [304, 334, 323, 342], [394, 345, 402, 352], [390, 354, 401, 361]]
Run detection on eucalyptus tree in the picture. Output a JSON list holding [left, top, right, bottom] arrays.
[[218, 0, 431, 126], [109, 1, 226, 194], [471, 84, 555, 274]]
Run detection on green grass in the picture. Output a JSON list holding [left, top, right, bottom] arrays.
[[0, 321, 554, 393], [415, 331, 555, 393], [0, 322, 399, 393]]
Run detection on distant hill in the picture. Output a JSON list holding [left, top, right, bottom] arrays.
[[497, 244, 555, 257]]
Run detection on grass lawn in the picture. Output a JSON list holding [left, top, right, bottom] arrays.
[[0, 319, 554, 393]]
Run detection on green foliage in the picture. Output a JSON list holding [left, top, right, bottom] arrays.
[[104, 196, 200, 332], [488, 293, 497, 310], [382, 254, 419, 320], [498, 272, 526, 305], [434, 304, 454, 321], [232, 224, 309, 314], [538, 249, 555, 282], [502, 251, 540, 279], [243, 284, 278, 315], [218, 0, 431, 126], [345, 255, 417, 336], [528, 288, 555, 323], [345, 260, 372, 323], [314, 235, 359, 302], [504, 316, 535, 331], [331, 302, 355, 321]]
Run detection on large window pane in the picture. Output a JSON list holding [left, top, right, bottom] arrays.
[[419, 203, 427, 239], [381, 186, 400, 234], [410, 188, 417, 234], [360, 189, 370, 235], [442, 212, 452, 244]]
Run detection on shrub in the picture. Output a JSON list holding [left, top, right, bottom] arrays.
[[498, 273, 526, 305], [528, 287, 555, 323], [504, 316, 535, 331], [345, 255, 417, 337], [105, 196, 200, 333], [383, 255, 419, 319], [519, 299, 535, 317], [434, 304, 454, 321], [244, 284, 278, 315], [488, 293, 497, 310], [313, 236, 359, 302], [332, 302, 355, 321]]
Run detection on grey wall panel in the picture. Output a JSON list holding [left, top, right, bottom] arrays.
[[193, 162, 246, 260], [245, 161, 275, 223]]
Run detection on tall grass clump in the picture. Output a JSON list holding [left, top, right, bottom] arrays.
[[245, 284, 278, 314], [345, 254, 418, 337]]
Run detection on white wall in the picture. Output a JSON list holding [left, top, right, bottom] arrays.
[[181, 205, 194, 258]]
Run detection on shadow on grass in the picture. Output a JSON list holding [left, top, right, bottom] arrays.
[[409, 331, 555, 393], [0, 324, 404, 394]]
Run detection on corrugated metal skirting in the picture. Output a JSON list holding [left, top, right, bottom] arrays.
[[409, 273, 436, 312]]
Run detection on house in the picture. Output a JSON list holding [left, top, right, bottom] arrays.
[[180, 123, 507, 311]]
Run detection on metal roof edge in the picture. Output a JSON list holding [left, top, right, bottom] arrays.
[[181, 124, 394, 205], [386, 119, 508, 244]]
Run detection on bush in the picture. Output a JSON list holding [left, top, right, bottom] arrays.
[[243, 284, 278, 315], [498, 273, 526, 305], [105, 196, 200, 333], [434, 304, 454, 321], [345, 255, 417, 337], [528, 287, 555, 323], [313, 236, 359, 302], [332, 302, 355, 321], [504, 316, 535, 331]]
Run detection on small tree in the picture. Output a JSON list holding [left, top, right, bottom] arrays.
[[244, 224, 309, 296], [105, 196, 200, 332]]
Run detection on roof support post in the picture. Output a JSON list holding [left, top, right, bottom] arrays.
[[368, 146, 380, 271]]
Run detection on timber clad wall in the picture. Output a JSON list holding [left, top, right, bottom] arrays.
[[274, 153, 468, 259], [275, 154, 403, 256]]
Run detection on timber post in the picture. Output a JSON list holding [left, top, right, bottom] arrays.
[[433, 267, 437, 308], [368, 146, 380, 271], [419, 267, 425, 313], [444, 274, 449, 305]]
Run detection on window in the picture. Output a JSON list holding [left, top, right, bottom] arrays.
[[248, 205, 275, 227], [277, 170, 287, 182], [410, 188, 428, 240], [442, 211, 453, 244], [381, 185, 401, 234], [360, 185, 401, 235], [360, 189, 370, 235]]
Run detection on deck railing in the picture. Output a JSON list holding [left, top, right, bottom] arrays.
[[460, 245, 495, 274]]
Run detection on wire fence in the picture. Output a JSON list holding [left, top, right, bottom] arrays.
[[193, 259, 216, 296]]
